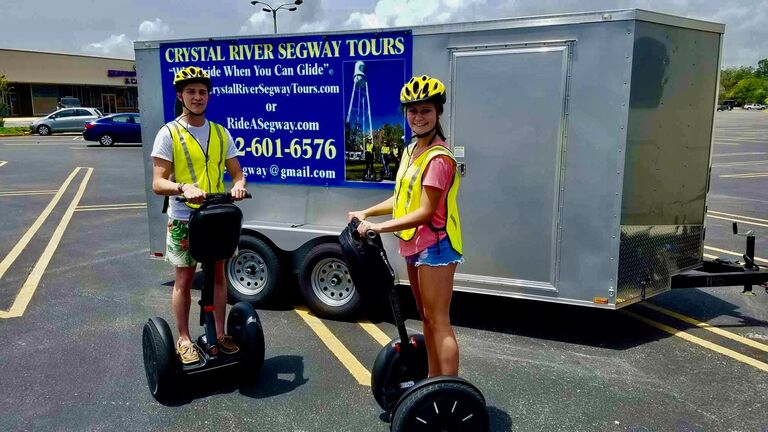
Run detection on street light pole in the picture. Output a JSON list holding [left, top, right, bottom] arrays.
[[250, 0, 303, 34]]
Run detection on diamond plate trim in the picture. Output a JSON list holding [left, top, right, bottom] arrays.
[[617, 225, 703, 304]]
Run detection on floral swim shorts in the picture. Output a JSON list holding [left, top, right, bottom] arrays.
[[166, 219, 196, 268]]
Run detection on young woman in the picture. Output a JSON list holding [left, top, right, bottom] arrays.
[[348, 75, 463, 377]]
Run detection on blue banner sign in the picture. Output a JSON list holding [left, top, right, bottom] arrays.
[[159, 31, 412, 188]]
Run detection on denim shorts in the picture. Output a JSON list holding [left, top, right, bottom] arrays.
[[405, 236, 464, 267]]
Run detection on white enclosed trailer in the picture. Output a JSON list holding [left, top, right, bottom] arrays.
[[137, 9, 765, 318]]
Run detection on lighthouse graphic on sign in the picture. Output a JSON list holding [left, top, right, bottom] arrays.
[[345, 61, 374, 160]]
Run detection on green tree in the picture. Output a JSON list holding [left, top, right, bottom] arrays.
[[0, 73, 8, 122], [727, 76, 768, 105], [756, 58, 768, 79], [719, 66, 753, 101]]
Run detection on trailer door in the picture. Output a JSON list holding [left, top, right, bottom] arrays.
[[450, 42, 571, 294]]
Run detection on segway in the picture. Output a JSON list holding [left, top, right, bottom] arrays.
[[340, 218, 489, 431], [142, 193, 265, 403]]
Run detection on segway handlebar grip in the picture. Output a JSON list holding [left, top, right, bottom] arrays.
[[349, 217, 377, 239], [175, 192, 252, 203]]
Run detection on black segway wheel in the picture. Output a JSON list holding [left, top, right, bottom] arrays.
[[391, 376, 489, 432], [227, 301, 265, 377], [371, 333, 428, 412], [142, 317, 177, 402]]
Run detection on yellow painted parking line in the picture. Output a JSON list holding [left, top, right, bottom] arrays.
[[708, 210, 768, 224], [0, 190, 58, 197], [713, 142, 739, 146], [75, 203, 147, 212], [77, 202, 146, 209], [621, 310, 768, 373], [359, 321, 391, 346], [75, 206, 147, 212], [0, 189, 59, 194], [640, 303, 768, 353], [704, 245, 768, 264], [0, 161, 7, 167], [706, 214, 768, 229], [703, 253, 718, 260], [1, 167, 93, 318], [294, 306, 371, 386], [0, 168, 81, 282]]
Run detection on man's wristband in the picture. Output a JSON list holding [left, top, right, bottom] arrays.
[[177, 183, 185, 194]]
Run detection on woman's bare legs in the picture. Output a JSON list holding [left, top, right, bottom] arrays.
[[417, 263, 459, 376]]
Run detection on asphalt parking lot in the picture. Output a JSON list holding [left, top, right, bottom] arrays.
[[0, 111, 767, 431]]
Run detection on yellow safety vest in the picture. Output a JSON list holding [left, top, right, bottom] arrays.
[[393, 144, 462, 254], [382, 145, 391, 155], [167, 120, 227, 209], [366, 142, 374, 152]]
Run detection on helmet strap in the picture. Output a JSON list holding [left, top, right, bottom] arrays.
[[180, 98, 206, 118]]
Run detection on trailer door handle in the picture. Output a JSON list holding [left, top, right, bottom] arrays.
[[457, 162, 466, 177]]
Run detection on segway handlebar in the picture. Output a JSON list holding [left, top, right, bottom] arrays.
[[350, 217, 377, 239], [175, 192, 252, 203]]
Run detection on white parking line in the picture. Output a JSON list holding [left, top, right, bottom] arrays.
[[719, 173, 768, 179], [712, 152, 768, 157]]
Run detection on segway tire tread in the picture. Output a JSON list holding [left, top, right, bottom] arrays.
[[391, 380, 489, 432]]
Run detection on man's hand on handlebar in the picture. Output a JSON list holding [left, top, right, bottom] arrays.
[[230, 185, 248, 201], [182, 183, 206, 204]]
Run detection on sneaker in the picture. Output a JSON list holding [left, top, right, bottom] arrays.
[[217, 335, 240, 354], [176, 340, 200, 365]]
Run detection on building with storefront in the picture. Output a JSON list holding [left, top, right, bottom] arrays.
[[0, 49, 138, 117]]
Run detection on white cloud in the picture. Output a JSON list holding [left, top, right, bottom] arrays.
[[82, 18, 174, 59], [138, 18, 172, 40], [345, 0, 487, 28], [82, 34, 132, 58], [240, 11, 272, 35]]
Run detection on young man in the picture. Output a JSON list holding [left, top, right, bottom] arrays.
[[150, 66, 248, 364]]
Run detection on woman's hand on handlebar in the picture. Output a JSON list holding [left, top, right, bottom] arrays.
[[356, 219, 380, 237], [347, 210, 367, 224], [230, 185, 248, 201], [182, 183, 206, 204]]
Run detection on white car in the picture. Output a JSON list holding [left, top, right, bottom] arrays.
[[30, 107, 103, 136], [743, 103, 764, 110]]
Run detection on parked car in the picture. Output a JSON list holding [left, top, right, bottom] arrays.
[[30, 107, 102, 136], [717, 104, 728, 111], [743, 103, 764, 110], [83, 113, 141, 146], [57, 96, 81, 110]]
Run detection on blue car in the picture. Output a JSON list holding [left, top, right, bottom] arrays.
[[83, 113, 141, 146]]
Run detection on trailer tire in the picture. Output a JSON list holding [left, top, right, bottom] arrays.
[[298, 242, 362, 319], [227, 235, 281, 306]]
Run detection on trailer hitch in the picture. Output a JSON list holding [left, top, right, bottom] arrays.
[[733, 222, 760, 294], [671, 222, 768, 291]]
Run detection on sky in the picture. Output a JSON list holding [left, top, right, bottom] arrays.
[[0, 0, 765, 68]]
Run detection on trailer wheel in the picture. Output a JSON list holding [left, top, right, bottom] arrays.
[[227, 235, 281, 306], [298, 242, 362, 318]]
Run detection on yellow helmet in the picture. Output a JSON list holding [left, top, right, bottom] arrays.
[[400, 75, 446, 105], [173, 66, 212, 91]]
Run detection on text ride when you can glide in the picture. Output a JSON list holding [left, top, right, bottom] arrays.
[[234, 137, 337, 160]]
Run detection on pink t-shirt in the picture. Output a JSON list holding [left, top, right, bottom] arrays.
[[397, 140, 456, 257]]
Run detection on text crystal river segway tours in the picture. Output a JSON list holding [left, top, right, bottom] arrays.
[[142, 193, 265, 402], [340, 218, 489, 431]]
